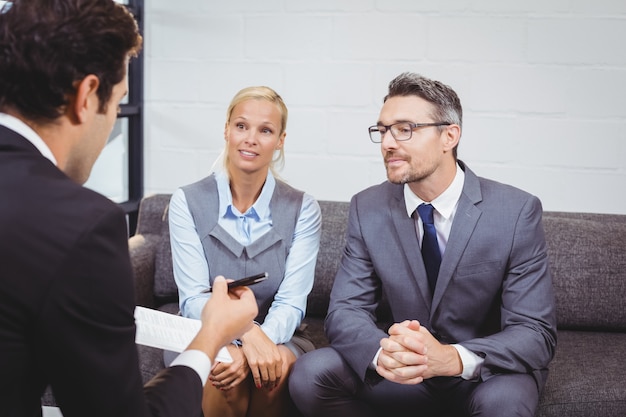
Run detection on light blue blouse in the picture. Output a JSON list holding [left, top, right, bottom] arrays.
[[169, 170, 322, 344]]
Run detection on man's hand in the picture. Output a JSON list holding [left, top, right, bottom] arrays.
[[187, 276, 258, 362], [376, 320, 428, 384], [376, 320, 462, 384], [240, 324, 283, 391]]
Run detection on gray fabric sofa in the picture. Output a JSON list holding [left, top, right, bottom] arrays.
[[130, 193, 626, 416]]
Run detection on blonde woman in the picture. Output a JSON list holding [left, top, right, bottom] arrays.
[[168, 86, 321, 417]]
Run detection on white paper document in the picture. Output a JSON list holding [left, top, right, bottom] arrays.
[[42, 406, 63, 417], [134, 306, 232, 363]]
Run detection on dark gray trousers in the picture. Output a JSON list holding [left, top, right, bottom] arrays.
[[288, 347, 539, 417]]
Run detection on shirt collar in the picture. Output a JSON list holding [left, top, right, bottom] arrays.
[[0, 112, 58, 165], [216, 169, 276, 219], [404, 163, 465, 220]]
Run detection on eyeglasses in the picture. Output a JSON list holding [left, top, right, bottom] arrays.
[[368, 122, 451, 143]]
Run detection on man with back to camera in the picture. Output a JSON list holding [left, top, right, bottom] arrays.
[[0, 1, 258, 416], [289, 72, 557, 416]]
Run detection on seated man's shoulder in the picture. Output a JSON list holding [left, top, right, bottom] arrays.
[[478, 176, 540, 206], [353, 181, 398, 204]]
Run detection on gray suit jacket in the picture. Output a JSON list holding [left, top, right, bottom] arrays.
[[326, 161, 557, 389]]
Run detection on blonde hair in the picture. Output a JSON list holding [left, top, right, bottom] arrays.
[[220, 86, 288, 177]]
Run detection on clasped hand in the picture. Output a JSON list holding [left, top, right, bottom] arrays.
[[376, 320, 462, 385]]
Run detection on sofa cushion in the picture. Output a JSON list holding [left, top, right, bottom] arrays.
[[306, 201, 349, 317], [129, 233, 159, 307], [134, 194, 179, 300], [537, 330, 626, 416], [152, 204, 179, 300], [135, 194, 170, 236], [543, 212, 626, 331]]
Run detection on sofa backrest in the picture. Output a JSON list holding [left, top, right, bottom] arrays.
[[134, 194, 177, 302], [543, 212, 626, 331], [306, 201, 350, 317], [133, 194, 626, 331]]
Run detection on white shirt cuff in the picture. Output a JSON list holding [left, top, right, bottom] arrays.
[[371, 347, 382, 369], [169, 349, 213, 386], [452, 344, 483, 380]]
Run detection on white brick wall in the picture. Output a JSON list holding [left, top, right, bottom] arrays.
[[144, 1, 626, 214]]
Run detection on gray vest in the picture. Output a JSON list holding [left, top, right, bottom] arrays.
[[182, 174, 304, 323]]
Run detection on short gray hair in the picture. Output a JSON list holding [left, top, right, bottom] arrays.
[[384, 72, 462, 129]]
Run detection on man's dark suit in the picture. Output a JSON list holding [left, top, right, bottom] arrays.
[[0, 125, 203, 417]]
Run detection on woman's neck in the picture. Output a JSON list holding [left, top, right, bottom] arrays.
[[228, 168, 268, 213]]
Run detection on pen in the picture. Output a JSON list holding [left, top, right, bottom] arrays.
[[202, 272, 268, 293]]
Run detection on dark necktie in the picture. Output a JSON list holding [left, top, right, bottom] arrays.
[[417, 203, 441, 294]]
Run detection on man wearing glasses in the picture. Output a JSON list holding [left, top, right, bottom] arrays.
[[289, 72, 557, 417]]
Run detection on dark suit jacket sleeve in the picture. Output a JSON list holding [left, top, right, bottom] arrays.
[[461, 195, 557, 382], [37, 204, 203, 417], [325, 194, 389, 380]]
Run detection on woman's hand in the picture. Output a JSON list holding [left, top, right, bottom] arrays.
[[208, 344, 249, 391], [240, 324, 283, 391]]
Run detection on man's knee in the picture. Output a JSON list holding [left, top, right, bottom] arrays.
[[468, 374, 539, 417], [289, 348, 356, 410], [289, 347, 373, 417], [290, 347, 345, 396]]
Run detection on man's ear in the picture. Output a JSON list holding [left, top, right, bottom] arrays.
[[442, 124, 461, 152], [72, 75, 100, 124]]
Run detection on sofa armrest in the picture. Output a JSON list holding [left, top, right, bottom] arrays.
[[129, 233, 160, 308]]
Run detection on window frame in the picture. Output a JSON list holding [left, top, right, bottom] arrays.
[[116, 0, 144, 235]]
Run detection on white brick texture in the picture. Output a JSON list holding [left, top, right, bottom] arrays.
[[144, 1, 626, 214]]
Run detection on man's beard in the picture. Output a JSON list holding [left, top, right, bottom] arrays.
[[384, 154, 434, 185], [387, 168, 414, 185]]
